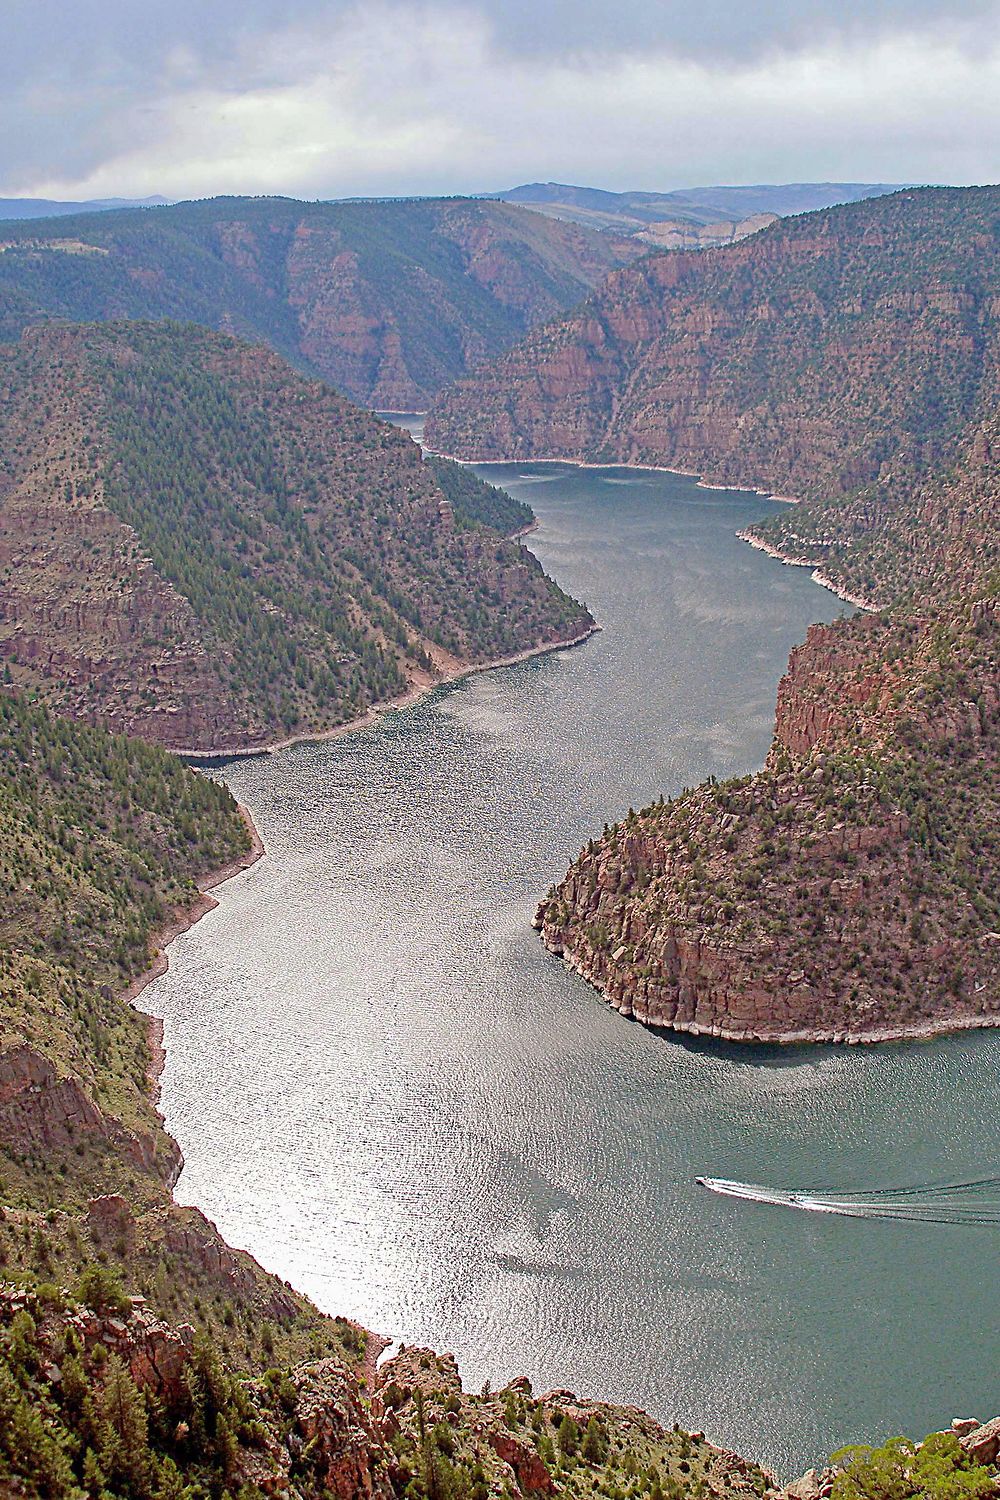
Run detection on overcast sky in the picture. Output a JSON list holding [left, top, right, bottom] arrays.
[[5, 0, 1000, 200]]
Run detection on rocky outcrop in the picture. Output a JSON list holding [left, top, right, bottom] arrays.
[[0, 1284, 393, 1496], [292, 1360, 396, 1499], [961, 1418, 1000, 1467], [537, 600, 999, 1043], [0, 1044, 174, 1178], [486, 1429, 556, 1493], [376, 1346, 774, 1500], [0, 1043, 109, 1149], [0, 1282, 193, 1406]]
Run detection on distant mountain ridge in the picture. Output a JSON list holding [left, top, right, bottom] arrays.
[[489, 180, 909, 249], [0, 195, 642, 406], [0, 194, 170, 219]]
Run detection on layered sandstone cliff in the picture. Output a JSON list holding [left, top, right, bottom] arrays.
[[427, 188, 1000, 496], [536, 599, 998, 1043]]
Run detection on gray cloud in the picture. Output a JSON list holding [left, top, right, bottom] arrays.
[[486, 0, 1000, 59], [2, 0, 999, 198]]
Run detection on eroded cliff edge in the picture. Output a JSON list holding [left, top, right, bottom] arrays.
[[536, 597, 998, 1043]]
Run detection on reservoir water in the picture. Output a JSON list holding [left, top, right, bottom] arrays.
[[149, 461, 1000, 1476]]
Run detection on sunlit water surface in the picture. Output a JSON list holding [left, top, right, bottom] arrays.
[[149, 460, 1000, 1475]]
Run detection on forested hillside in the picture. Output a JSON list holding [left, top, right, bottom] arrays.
[[0, 320, 592, 752], [0, 195, 641, 407]]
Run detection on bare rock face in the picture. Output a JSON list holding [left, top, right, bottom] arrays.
[[0, 1043, 170, 1178], [0, 1043, 108, 1149], [292, 1360, 396, 1499], [486, 1429, 556, 1493], [961, 1417, 1000, 1467]]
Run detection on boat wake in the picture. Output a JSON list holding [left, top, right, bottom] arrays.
[[696, 1175, 1000, 1224]]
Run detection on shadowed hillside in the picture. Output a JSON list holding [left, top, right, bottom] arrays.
[[0, 195, 642, 407]]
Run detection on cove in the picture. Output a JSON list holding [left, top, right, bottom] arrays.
[[147, 462, 1000, 1477]]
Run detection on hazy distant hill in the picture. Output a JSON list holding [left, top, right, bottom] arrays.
[[491, 180, 908, 249], [0, 195, 642, 406], [0, 195, 170, 219]]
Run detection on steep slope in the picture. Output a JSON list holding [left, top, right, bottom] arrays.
[[0, 195, 642, 407], [426, 186, 1000, 524], [0, 320, 592, 753], [0, 1283, 781, 1500]]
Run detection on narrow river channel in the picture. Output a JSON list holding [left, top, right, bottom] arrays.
[[149, 461, 1000, 1475]]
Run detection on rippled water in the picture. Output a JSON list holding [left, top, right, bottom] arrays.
[[150, 462, 1000, 1476]]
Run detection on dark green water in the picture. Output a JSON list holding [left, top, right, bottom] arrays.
[[149, 463, 1000, 1475]]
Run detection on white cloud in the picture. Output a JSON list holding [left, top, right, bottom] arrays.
[[13, 2, 1000, 199]]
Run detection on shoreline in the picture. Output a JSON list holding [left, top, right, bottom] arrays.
[[127, 804, 265, 1099], [735, 529, 881, 612], [427, 443, 781, 492], [425, 441, 882, 611], [126, 803, 387, 1366], [169, 622, 600, 762], [551, 943, 1000, 1048]]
